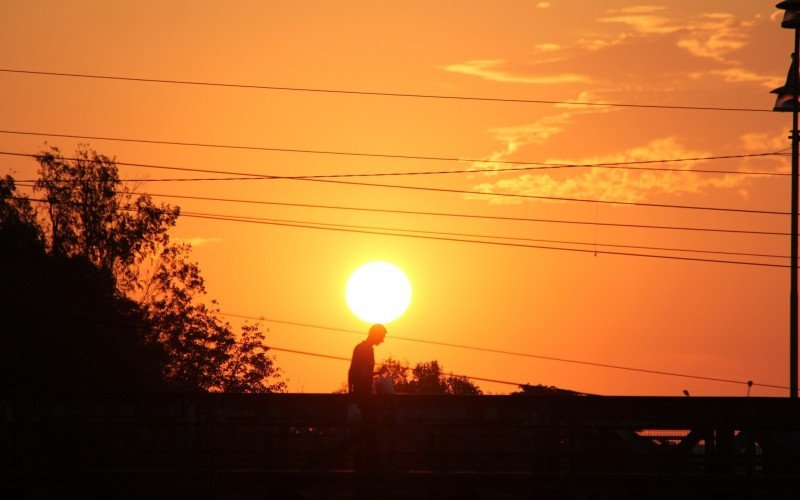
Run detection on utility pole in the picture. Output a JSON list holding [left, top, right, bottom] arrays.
[[772, 1, 800, 398]]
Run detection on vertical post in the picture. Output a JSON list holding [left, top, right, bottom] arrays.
[[792, 28, 799, 399]]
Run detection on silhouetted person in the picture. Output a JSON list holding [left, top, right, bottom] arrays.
[[347, 323, 387, 474], [348, 323, 387, 395]]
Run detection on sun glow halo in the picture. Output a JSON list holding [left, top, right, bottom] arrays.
[[345, 262, 412, 324]]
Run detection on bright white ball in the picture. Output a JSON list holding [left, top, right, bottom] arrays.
[[346, 262, 411, 324]]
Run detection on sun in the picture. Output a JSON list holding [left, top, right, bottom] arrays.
[[346, 261, 412, 324]]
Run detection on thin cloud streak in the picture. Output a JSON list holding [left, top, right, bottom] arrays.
[[609, 6, 668, 15], [709, 68, 783, 90], [598, 14, 681, 34], [443, 60, 589, 84]]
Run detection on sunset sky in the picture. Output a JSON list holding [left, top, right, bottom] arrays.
[[1, 1, 798, 396]]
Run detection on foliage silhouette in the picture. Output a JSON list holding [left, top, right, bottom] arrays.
[[0, 146, 284, 392], [1, 175, 167, 390], [34, 146, 178, 293], [340, 357, 482, 395]]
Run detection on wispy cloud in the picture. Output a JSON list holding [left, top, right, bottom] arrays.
[[470, 100, 614, 175], [596, 8, 753, 64], [468, 137, 749, 205], [738, 131, 790, 175], [740, 131, 788, 153], [532, 43, 562, 53], [446, 9, 763, 93], [554, 90, 614, 110], [443, 60, 589, 84], [469, 113, 573, 176], [738, 131, 792, 177], [610, 6, 667, 15], [676, 13, 748, 61], [598, 12, 681, 34], [575, 33, 630, 51], [493, 114, 570, 150], [710, 67, 783, 89]]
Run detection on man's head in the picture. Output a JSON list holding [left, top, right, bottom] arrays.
[[367, 323, 387, 345]]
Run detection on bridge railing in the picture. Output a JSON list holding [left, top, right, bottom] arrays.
[[3, 394, 800, 497], [2, 393, 798, 477]]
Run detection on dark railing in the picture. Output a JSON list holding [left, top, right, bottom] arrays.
[[1, 393, 799, 498]]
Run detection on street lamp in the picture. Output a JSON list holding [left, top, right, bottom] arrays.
[[773, 0, 800, 398], [777, 0, 800, 28], [771, 54, 798, 112]]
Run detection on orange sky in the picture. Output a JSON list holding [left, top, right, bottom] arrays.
[[1, 1, 797, 396]]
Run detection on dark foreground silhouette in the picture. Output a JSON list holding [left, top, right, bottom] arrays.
[[2, 393, 798, 499]]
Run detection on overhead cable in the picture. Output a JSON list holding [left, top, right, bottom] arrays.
[[2, 148, 788, 215], [0, 134, 787, 176], [6, 195, 788, 268], [302, 177, 789, 215], [0, 149, 789, 179], [0, 68, 773, 113], [268, 347, 527, 388], [4, 303, 532, 390], [177, 211, 789, 268], [177, 209, 787, 260], [225, 315, 788, 390], [4, 185, 788, 238]]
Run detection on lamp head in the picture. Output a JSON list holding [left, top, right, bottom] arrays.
[[777, 0, 800, 28], [772, 53, 800, 112]]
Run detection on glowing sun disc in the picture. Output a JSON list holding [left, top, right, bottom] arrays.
[[346, 262, 411, 324]]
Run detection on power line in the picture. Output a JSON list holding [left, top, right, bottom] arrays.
[[5, 303, 531, 390], [7, 291, 785, 391], [7, 174, 790, 240], [0, 67, 774, 113], [176, 211, 789, 268], [1, 149, 789, 180], [3, 149, 788, 215], [3, 210, 786, 392], [10, 161, 787, 258], [223, 315, 789, 391], [302, 177, 789, 215], [7, 195, 788, 268], [178, 209, 787, 260], [175, 200, 788, 238], [267, 346, 528, 388]]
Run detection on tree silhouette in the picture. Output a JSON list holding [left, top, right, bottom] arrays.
[[35, 146, 179, 292], [379, 358, 482, 395], [0, 146, 284, 392], [141, 242, 284, 392], [1, 175, 168, 390], [377, 357, 411, 389]]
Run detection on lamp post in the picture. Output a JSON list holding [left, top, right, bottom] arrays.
[[773, 0, 800, 398]]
